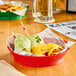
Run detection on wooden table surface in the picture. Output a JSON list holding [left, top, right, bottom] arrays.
[[0, 1, 76, 76]]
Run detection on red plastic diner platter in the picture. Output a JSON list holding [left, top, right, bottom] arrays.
[[7, 46, 70, 67]]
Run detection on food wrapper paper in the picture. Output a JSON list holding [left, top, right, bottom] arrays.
[[0, 0, 29, 16], [6, 28, 76, 56], [0, 60, 26, 76], [38, 28, 76, 53]]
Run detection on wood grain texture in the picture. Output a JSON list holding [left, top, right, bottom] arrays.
[[0, 0, 76, 76]]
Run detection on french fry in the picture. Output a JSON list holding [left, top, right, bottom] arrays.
[[0, 3, 25, 11]]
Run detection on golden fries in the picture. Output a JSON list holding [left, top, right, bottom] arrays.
[[0, 3, 25, 11], [32, 43, 63, 56]]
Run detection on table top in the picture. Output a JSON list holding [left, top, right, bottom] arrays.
[[0, 1, 76, 76]]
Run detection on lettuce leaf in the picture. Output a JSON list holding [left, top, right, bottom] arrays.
[[26, 34, 41, 47], [15, 33, 31, 52]]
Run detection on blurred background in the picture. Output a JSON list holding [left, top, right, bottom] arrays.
[[29, 0, 66, 11], [2, 0, 66, 11]]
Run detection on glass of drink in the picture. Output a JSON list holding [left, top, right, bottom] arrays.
[[33, 0, 55, 23], [53, 0, 61, 13]]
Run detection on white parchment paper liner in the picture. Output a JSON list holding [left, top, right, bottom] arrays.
[[6, 28, 76, 56], [38, 28, 76, 53]]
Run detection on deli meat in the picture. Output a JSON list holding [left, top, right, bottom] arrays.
[[43, 37, 65, 48]]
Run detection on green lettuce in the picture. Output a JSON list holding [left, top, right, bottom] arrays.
[[26, 34, 41, 47], [15, 33, 31, 52]]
